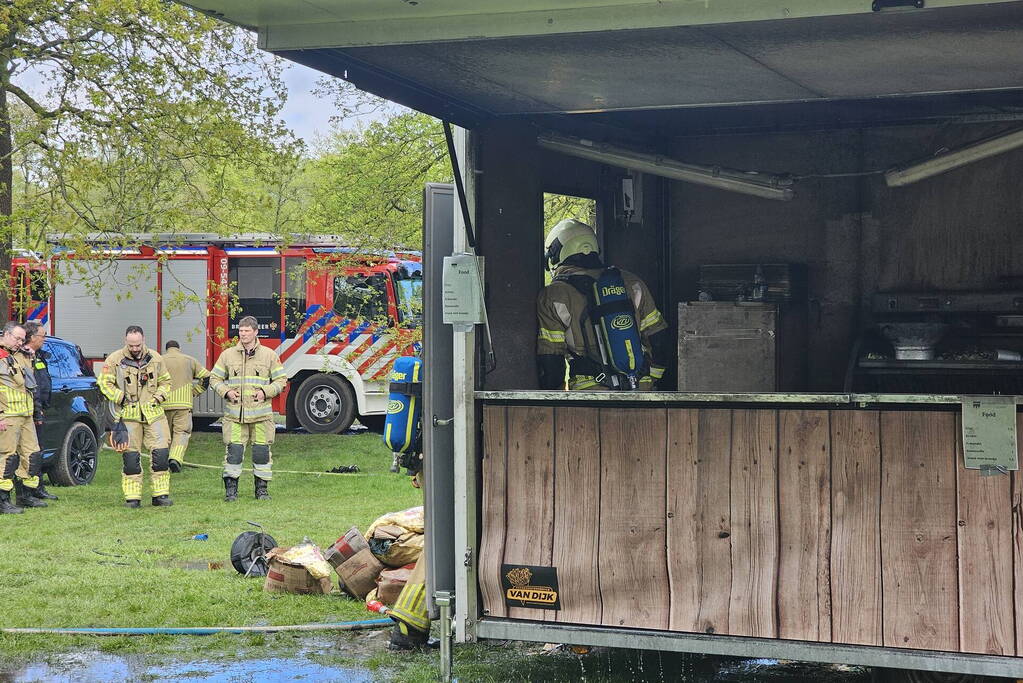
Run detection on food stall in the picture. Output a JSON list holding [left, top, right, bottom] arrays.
[[187, 0, 1023, 677]]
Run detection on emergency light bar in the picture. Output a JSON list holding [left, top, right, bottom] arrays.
[[537, 132, 794, 201]]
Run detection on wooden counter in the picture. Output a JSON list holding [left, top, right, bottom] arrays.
[[479, 402, 1020, 656]]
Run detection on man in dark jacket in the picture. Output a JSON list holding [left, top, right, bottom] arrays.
[[21, 321, 56, 501]]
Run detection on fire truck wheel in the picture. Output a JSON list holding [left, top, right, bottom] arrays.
[[294, 373, 357, 434], [48, 422, 99, 487]]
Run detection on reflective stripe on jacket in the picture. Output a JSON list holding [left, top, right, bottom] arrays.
[[0, 349, 34, 417], [209, 342, 286, 424], [99, 346, 172, 423], [162, 348, 211, 410]]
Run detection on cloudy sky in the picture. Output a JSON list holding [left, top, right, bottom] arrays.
[[278, 62, 403, 145], [279, 63, 336, 144]]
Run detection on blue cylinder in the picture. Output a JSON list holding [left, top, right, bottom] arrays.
[[383, 356, 423, 454]]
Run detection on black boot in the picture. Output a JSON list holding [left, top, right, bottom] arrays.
[[15, 481, 46, 508], [152, 495, 174, 507], [387, 622, 430, 651], [125, 499, 141, 509], [33, 482, 58, 500], [254, 477, 270, 501], [223, 477, 238, 502], [0, 489, 23, 514]]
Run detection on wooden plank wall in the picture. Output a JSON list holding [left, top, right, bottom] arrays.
[[480, 405, 1022, 656]]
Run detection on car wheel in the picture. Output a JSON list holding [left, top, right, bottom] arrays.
[[48, 422, 98, 486], [294, 373, 356, 434], [358, 415, 386, 432]]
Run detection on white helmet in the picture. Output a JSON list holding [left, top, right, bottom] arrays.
[[544, 219, 599, 271]]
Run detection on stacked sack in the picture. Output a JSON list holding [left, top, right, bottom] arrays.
[[325, 506, 425, 607]]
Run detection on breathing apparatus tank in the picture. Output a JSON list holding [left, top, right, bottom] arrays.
[[382, 356, 423, 475], [590, 267, 643, 389]]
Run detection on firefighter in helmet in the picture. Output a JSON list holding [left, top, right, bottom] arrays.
[[0, 322, 46, 514], [99, 325, 174, 508], [537, 219, 669, 391], [209, 315, 286, 502]]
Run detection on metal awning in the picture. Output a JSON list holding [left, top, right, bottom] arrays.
[[183, 0, 1023, 127]]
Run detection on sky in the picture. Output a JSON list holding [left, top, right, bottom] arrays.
[[279, 63, 337, 144], [278, 62, 402, 146]]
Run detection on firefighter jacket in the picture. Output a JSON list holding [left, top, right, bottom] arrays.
[[162, 348, 210, 410], [209, 341, 286, 423], [99, 346, 172, 423], [536, 265, 668, 390], [0, 347, 35, 418]]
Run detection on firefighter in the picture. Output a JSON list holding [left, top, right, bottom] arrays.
[[381, 356, 434, 650], [161, 340, 210, 473], [537, 218, 669, 391], [0, 322, 45, 514], [99, 325, 174, 508], [209, 315, 286, 502], [19, 321, 57, 501]]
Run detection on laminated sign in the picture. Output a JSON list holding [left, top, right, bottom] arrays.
[[962, 396, 1018, 473], [501, 564, 561, 610]]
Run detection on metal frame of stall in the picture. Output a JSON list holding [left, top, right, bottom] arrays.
[[439, 126, 1023, 678]]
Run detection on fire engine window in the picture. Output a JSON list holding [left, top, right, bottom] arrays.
[[333, 274, 388, 325], [283, 258, 307, 337], [12, 268, 47, 318], [394, 275, 423, 326], [29, 270, 48, 303], [229, 257, 281, 337]]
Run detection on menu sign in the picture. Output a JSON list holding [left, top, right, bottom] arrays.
[[961, 396, 1018, 472]]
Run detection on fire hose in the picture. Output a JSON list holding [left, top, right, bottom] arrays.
[[2, 618, 392, 636]]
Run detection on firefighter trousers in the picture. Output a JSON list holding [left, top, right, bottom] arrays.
[[0, 415, 41, 492], [122, 417, 171, 501], [164, 408, 193, 465], [222, 418, 275, 481]]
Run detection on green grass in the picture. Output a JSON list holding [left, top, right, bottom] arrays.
[[0, 429, 420, 662], [0, 430, 871, 682]]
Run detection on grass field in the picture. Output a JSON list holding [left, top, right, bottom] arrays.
[[0, 429, 423, 663], [0, 428, 867, 682]]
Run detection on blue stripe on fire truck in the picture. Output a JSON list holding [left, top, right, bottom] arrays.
[[28, 302, 46, 320], [348, 322, 370, 343]]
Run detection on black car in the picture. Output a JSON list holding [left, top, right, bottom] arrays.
[[37, 337, 103, 486]]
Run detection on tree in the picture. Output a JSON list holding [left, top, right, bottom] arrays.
[[306, 111, 451, 250], [0, 0, 292, 309]]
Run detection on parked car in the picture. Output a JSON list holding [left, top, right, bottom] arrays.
[[38, 337, 103, 486]]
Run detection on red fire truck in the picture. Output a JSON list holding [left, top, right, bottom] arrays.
[[10, 234, 422, 434]]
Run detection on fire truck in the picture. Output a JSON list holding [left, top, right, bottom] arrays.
[[10, 234, 422, 434]]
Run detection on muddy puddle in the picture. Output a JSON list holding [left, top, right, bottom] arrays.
[[1, 633, 875, 683], [2, 650, 371, 683]]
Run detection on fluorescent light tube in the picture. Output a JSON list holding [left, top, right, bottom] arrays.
[[886, 128, 1023, 187], [537, 133, 794, 201]]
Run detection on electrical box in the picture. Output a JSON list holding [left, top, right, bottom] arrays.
[[442, 253, 485, 331]]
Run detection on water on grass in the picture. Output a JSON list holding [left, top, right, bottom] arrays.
[[2, 643, 880, 683], [3, 650, 372, 683]]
